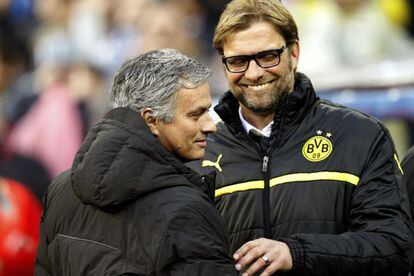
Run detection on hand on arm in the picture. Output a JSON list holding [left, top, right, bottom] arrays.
[[233, 238, 292, 276]]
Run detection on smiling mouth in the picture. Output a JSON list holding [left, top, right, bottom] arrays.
[[243, 80, 274, 91], [195, 136, 207, 143], [195, 140, 207, 147]]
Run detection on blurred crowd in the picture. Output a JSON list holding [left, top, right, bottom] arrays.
[[0, 0, 414, 274], [288, 0, 414, 79]]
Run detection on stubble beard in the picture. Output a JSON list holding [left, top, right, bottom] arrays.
[[231, 61, 295, 115]]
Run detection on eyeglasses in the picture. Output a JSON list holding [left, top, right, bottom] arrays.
[[222, 45, 287, 73]]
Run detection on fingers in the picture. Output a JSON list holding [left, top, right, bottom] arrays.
[[241, 253, 285, 276], [233, 238, 293, 275], [233, 238, 268, 274], [233, 239, 257, 261], [259, 243, 293, 276], [240, 255, 271, 276], [234, 241, 263, 271], [260, 255, 290, 276]]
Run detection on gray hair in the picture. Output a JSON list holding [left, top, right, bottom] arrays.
[[110, 49, 211, 123]]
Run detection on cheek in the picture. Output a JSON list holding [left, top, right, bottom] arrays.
[[266, 64, 284, 75], [226, 71, 242, 84], [173, 122, 198, 145], [281, 56, 294, 73], [181, 124, 199, 140]]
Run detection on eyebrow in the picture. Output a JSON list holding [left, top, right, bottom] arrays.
[[223, 45, 287, 58], [187, 105, 211, 116]]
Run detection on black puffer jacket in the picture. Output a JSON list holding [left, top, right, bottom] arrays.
[[403, 146, 414, 275], [35, 107, 237, 276], [403, 146, 414, 223], [190, 73, 414, 275]]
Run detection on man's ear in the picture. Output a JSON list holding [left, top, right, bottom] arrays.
[[141, 108, 159, 136], [289, 40, 300, 70]]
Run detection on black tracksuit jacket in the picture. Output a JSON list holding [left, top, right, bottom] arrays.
[[35, 107, 237, 276], [190, 73, 414, 275]]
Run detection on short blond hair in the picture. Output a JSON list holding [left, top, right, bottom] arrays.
[[213, 0, 298, 55]]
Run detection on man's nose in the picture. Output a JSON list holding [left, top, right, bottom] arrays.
[[244, 59, 265, 81], [201, 113, 217, 134]]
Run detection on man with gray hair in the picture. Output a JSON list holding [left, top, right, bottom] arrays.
[[35, 49, 237, 275]]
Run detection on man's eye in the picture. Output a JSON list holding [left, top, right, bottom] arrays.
[[257, 52, 277, 62], [189, 112, 202, 119], [227, 58, 246, 67]]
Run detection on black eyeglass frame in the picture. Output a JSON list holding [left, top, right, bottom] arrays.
[[222, 45, 287, 73]]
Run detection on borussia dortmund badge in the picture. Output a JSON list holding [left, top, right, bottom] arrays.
[[302, 130, 333, 162]]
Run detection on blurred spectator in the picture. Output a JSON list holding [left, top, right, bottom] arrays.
[[3, 0, 109, 179], [0, 177, 42, 276], [0, 25, 35, 126], [66, 62, 108, 132], [6, 81, 84, 178], [0, 99, 49, 202], [0, 123, 50, 200], [197, 0, 228, 54], [0, 0, 37, 51], [68, 0, 144, 75], [291, 0, 414, 78], [4, 57, 106, 179], [140, 0, 205, 58], [0, 17, 50, 200]]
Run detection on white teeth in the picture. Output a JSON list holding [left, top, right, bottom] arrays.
[[246, 82, 271, 90]]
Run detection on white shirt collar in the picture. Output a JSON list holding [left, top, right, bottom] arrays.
[[238, 107, 273, 137]]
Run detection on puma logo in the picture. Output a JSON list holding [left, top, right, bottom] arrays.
[[202, 154, 223, 172]]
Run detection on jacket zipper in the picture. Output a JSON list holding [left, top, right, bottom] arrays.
[[262, 156, 269, 172], [262, 155, 271, 238], [261, 96, 289, 239]]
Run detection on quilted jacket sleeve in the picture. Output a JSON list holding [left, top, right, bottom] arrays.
[[155, 197, 238, 276], [282, 129, 414, 275]]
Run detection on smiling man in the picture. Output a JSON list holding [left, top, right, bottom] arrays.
[[188, 0, 414, 275], [35, 49, 237, 276]]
